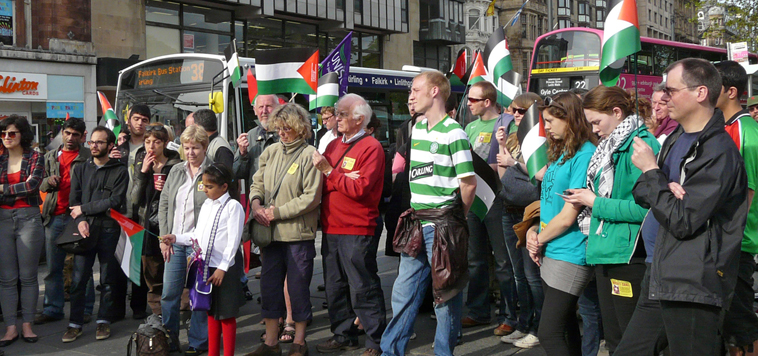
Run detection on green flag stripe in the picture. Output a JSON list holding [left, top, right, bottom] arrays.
[[257, 78, 316, 95], [470, 197, 488, 221], [526, 144, 548, 181], [600, 26, 641, 86], [129, 231, 144, 286]]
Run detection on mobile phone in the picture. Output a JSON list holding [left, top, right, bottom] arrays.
[[556, 192, 571, 199]]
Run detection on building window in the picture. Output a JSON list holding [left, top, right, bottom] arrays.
[[146, 0, 234, 57], [558, 0, 571, 16], [531, 15, 537, 40], [538, 15, 544, 34], [522, 18, 528, 37], [413, 41, 451, 72], [558, 19, 571, 28], [596, 9, 605, 28], [578, 2, 590, 23], [468, 9, 480, 30]]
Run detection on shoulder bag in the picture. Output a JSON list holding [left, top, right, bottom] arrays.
[[186, 198, 230, 311]]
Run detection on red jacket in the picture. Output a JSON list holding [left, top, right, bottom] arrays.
[[321, 134, 385, 236]]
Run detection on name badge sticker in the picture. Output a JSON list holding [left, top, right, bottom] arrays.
[[610, 279, 633, 298], [478, 132, 492, 143], [287, 163, 299, 175], [342, 157, 356, 171], [197, 180, 204, 191]]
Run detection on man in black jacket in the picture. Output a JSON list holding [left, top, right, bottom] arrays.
[[62, 126, 129, 343], [615, 58, 749, 355]]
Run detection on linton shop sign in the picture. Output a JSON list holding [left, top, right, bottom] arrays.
[[0, 72, 48, 100]]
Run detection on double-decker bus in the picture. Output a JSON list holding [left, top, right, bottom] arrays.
[[527, 27, 758, 98], [114, 54, 460, 149]]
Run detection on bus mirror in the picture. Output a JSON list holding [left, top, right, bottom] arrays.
[[209, 92, 224, 114]]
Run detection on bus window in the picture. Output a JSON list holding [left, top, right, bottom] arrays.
[[626, 49, 653, 75], [532, 31, 601, 70], [651, 45, 676, 76]]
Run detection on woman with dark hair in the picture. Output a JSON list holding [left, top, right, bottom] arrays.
[[526, 93, 597, 355], [131, 123, 182, 317], [0, 115, 45, 346], [561, 85, 660, 354]]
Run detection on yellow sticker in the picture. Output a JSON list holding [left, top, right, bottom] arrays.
[[478, 132, 492, 143], [287, 163, 299, 175], [610, 279, 633, 298], [197, 180, 204, 191], [540, 221, 547, 231], [342, 157, 356, 171]]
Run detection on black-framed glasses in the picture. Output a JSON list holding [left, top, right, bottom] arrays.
[[513, 108, 527, 115], [321, 114, 334, 121], [662, 85, 699, 97], [1, 131, 20, 139], [468, 97, 486, 103], [87, 140, 108, 146]]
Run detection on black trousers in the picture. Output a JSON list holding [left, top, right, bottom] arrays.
[[723, 251, 758, 348], [595, 261, 646, 354], [322, 233, 387, 350], [615, 264, 722, 356], [538, 281, 582, 356]]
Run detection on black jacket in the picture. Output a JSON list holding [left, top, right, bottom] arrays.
[[633, 110, 748, 307], [70, 157, 129, 228]]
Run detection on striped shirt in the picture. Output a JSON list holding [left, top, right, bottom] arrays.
[[409, 116, 475, 211]]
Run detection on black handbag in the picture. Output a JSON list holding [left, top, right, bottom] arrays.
[[56, 218, 100, 254]]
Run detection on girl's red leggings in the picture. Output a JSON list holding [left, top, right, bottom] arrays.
[[207, 314, 236, 356]]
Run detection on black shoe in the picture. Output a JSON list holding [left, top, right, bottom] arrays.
[[243, 285, 254, 301], [316, 338, 359, 353], [0, 335, 19, 347], [322, 301, 328, 309], [34, 313, 63, 325], [317, 284, 325, 291], [22, 335, 38, 343], [185, 346, 206, 356]]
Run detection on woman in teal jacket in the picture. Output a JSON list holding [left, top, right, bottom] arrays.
[[562, 86, 661, 355]]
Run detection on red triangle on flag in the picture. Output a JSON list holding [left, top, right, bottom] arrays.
[[246, 68, 258, 104], [538, 111, 547, 138], [468, 52, 488, 85], [66, 112, 70, 121], [297, 50, 320, 93], [618, 0, 640, 29]]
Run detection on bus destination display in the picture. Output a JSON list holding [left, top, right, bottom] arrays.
[[135, 60, 217, 88]]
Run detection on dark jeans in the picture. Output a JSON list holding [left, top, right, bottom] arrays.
[[520, 247, 543, 335], [69, 225, 126, 326], [260, 240, 316, 322], [723, 251, 758, 348], [539, 281, 582, 356], [595, 261, 646, 354], [615, 264, 721, 356], [323, 233, 387, 350], [578, 275, 603, 356], [502, 211, 543, 333]]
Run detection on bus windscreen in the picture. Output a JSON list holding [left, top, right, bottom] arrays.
[[532, 31, 601, 73]]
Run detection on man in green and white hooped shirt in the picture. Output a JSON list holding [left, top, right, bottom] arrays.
[[380, 71, 477, 356]]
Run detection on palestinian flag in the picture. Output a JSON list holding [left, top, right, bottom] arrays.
[[309, 72, 340, 111], [246, 68, 257, 104], [467, 51, 488, 86], [483, 27, 513, 80], [470, 153, 502, 221], [224, 40, 242, 87], [254, 48, 319, 95], [448, 48, 468, 87], [97, 91, 121, 137], [112, 209, 145, 286], [599, 0, 641, 86], [517, 102, 548, 181]]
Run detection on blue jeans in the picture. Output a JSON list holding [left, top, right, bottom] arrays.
[[502, 211, 544, 334], [578, 276, 603, 356], [43, 214, 95, 318], [465, 198, 515, 325], [161, 244, 208, 350], [381, 225, 463, 356]]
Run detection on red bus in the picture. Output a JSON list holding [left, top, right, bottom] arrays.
[[527, 27, 758, 98]]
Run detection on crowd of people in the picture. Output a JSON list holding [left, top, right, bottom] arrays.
[[0, 57, 757, 356]]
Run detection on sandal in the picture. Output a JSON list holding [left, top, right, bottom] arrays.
[[260, 320, 284, 342], [279, 323, 296, 344]]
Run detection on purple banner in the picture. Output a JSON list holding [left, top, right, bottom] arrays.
[[320, 32, 352, 97]]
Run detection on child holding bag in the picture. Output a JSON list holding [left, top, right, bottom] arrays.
[[161, 163, 245, 356]]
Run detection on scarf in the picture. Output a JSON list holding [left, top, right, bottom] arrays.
[[577, 115, 639, 235]]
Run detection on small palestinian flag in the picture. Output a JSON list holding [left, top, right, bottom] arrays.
[[254, 48, 319, 95], [309, 72, 340, 111], [470, 153, 502, 221], [467, 51, 488, 86], [112, 209, 145, 286], [517, 102, 548, 181], [224, 40, 242, 87], [448, 48, 468, 87], [97, 91, 121, 137], [246, 68, 257, 104], [599, 0, 641, 86]]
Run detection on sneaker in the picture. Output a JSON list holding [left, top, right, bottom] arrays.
[[34, 313, 62, 325], [185, 346, 207, 356], [316, 338, 359, 353], [96, 323, 111, 340], [513, 334, 540, 348], [244, 343, 281, 356], [361, 348, 381, 356], [500, 330, 528, 343], [62, 327, 82, 343]]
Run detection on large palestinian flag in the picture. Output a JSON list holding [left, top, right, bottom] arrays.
[[224, 41, 242, 87], [309, 72, 340, 111], [254, 48, 319, 95], [517, 102, 548, 181], [470, 153, 502, 221], [97, 91, 121, 137], [599, 0, 641, 86], [483, 27, 513, 81], [112, 209, 145, 286]]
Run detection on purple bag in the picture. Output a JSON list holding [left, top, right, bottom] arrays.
[[185, 198, 230, 312]]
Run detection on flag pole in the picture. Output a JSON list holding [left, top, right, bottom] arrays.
[[633, 52, 640, 131]]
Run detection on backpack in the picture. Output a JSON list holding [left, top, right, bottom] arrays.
[[127, 315, 170, 356]]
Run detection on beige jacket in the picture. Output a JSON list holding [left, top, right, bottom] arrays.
[[250, 140, 322, 242]]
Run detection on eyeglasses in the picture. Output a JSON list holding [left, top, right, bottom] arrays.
[[662, 85, 699, 97], [468, 97, 486, 103], [145, 125, 167, 133], [321, 115, 334, 121], [337, 111, 350, 118], [513, 108, 527, 115], [1, 131, 20, 139], [543, 96, 566, 111], [88, 140, 108, 146]]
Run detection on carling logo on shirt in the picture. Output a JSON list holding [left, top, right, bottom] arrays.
[[410, 162, 434, 181]]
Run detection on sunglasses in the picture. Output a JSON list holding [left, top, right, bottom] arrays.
[[468, 97, 486, 103], [543, 96, 566, 111], [145, 125, 168, 133], [1, 131, 19, 139], [513, 108, 527, 115]]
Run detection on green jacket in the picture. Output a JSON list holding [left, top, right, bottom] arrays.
[[586, 126, 661, 265]]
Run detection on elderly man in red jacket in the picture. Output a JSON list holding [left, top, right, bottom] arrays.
[[312, 93, 386, 356]]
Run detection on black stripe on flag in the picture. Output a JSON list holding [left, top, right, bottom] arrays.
[[254, 48, 316, 65], [320, 72, 339, 86], [472, 152, 501, 196], [482, 26, 505, 67]]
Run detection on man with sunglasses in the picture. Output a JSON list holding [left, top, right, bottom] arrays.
[[63, 126, 129, 343], [35, 118, 97, 326], [615, 58, 749, 355], [462, 81, 516, 337]]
